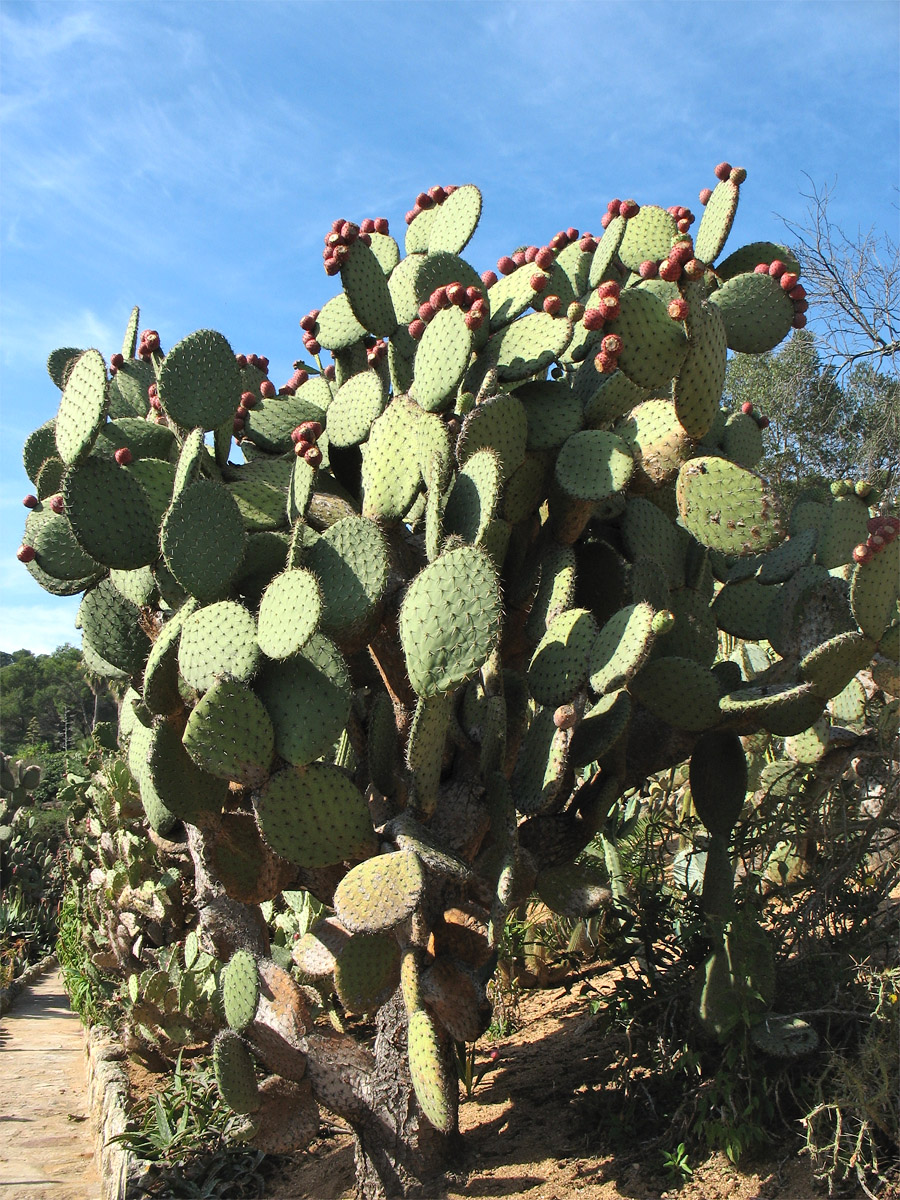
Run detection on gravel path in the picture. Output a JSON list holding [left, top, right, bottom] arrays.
[[0, 969, 101, 1199]]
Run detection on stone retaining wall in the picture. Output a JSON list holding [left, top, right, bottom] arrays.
[[0, 951, 56, 1015], [84, 1024, 155, 1200]]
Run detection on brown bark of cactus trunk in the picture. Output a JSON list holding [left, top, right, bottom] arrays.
[[351, 990, 463, 1200]]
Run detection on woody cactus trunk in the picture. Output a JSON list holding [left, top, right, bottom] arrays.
[[18, 164, 900, 1198]]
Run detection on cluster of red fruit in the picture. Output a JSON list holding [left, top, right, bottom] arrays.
[[300, 309, 323, 358], [233, 389, 258, 437], [408, 281, 487, 339], [600, 198, 640, 230], [137, 329, 161, 361], [404, 185, 458, 226], [666, 205, 696, 233], [753, 261, 808, 329], [654, 236, 706, 285], [593, 332, 625, 374], [853, 515, 899, 565], [739, 400, 770, 430], [583, 280, 622, 333], [323, 219, 373, 277], [366, 338, 388, 367], [291, 420, 323, 468]]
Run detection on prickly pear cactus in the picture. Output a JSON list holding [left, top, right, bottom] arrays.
[[17, 167, 899, 1181]]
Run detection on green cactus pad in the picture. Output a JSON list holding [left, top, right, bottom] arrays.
[[213, 1031, 260, 1115], [108, 358, 154, 419], [146, 719, 227, 825], [334, 930, 401, 1015], [757, 527, 818, 584], [721, 411, 764, 469], [621, 496, 688, 586], [183, 677, 274, 787], [226, 458, 293, 531], [488, 311, 573, 382], [555, 237, 592, 296], [23, 420, 58, 484], [486, 261, 545, 329], [618, 206, 678, 271], [110, 565, 157, 607], [314, 292, 367, 351], [711, 577, 774, 642], [790, 497, 831, 538], [816, 495, 871, 570], [255, 762, 377, 868], [408, 1008, 455, 1133], [784, 718, 830, 764], [528, 608, 601, 707], [676, 457, 783, 556], [879, 621, 900, 662], [256, 569, 322, 660], [411, 305, 472, 412], [719, 681, 825, 737], [569, 688, 632, 768], [47, 347, 85, 391], [23, 554, 104, 598], [255, 633, 352, 767], [367, 691, 399, 797], [24, 504, 104, 583], [55, 350, 109, 465], [554, 430, 634, 503], [616, 397, 693, 490], [427, 184, 482, 254], [628, 656, 720, 731], [93, 416, 176, 463], [242, 394, 327, 455], [457, 392, 527, 485], [589, 214, 627, 287], [333, 850, 425, 934], [326, 370, 385, 447], [405, 206, 438, 254], [689, 730, 748, 835], [503, 455, 548, 525], [513, 380, 583, 452], [537, 860, 611, 918], [128, 458, 177, 526], [81, 634, 130, 680], [157, 330, 242, 431], [62, 455, 159, 570], [303, 516, 389, 645], [35, 456, 67, 499], [750, 1014, 818, 1059], [511, 706, 571, 816], [293, 917, 349, 978], [525, 544, 577, 642], [443, 448, 500, 546], [222, 949, 260, 1032], [161, 478, 246, 603], [589, 602, 656, 694], [361, 398, 424, 521], [178, 600, 260, 690], [78, 579, 150, 677], [829, 675, 867, 724], [399, 544, 502, 698], [694, 178, 739, 265], [607, 287, 689, 392], [672, 298, 728, 438], [800, 630, 876, 698], [709, 272, 794, 354], [582, 369, 651, 427], [387, 252, 425, 324], [340, 240, 397, 337], [715, 242, 800, 282]]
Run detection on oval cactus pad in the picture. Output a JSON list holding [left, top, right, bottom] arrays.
[[183, 676, 275, 787], [676, 456, 783, 556], [55, 349, 109, 465], [255, 762, 377, 868], [157, 329, 242, 431]]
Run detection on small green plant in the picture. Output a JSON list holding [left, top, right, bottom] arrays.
[[660, 1141, 693, 1186], [454, 1041, 500, 1099]]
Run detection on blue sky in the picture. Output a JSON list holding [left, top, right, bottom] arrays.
[[1, 0, 897, 655]]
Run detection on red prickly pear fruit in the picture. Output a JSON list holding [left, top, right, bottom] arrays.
[[17, 544, 36, 563], [481, 269, 498, 288], [237, 403, 251, 417], [360, 218, 375, 234], [730, 167, 747, 184], [235, 353, 248, 366], [579, 235, 598, 252], [241, 391, 257, 408], [553, 704, 577, 730], [788, 284, 806, 301], [583, 308, 604, 331], [768, 261, 786, 278], [741, 401, 754, 415], [114, 447, 132, 466], [293, 369, 309, 387], [567, 301, 585, 322], [793, 299, 809, 314], [882, 523, 898, 542], [431, 286, 451, 310], [429, 185, 446, 204], [465, 286, 482, 305], [542, 295, 561, 316], [852, 543, 873, 565], [464, 309, 484, 331], [757, 416, 770, 430], [601, 333, 623, 356], [497, 256, 516, 275], [258, 356, 269, 371], [324, 257, 340, 276], [869, 534, 885, 550], [619, 200, 639, 219], [683, 258, 705, 280], [405, 208, 420, 225], [512, 251, 527, 267], [607, 199, 621, 214], [248, 354, 260, 368], [597, 281, 620, 299], [358, 233, 371, 247], [638, 260, 659, 279], [699, 188, 713, 205], [754, 263, 770, 275], [676, 218, 692, 233], [304, 445, 323, 468], [306, 339, 322, 356], [535, 246, 555, 271], [374, 217, 389, 235], [300, 312, 319, 332], [668, 240, 694, 265], [444, 184, 458, 195], [290, 426, 308, 445], [866, 516, 884, 533], [340, 221, 358, 241], [323, 364, 336, 381], [260, 380, 276, 399], [792, 314, 808, 329], [594, 351, 617, 374], [150, 395, 163, 412], [110, 352, 125, 370], [415, 191, 434, 209], [530, 273, 548, 292], [408, 319, 426, 340], [524, 245, 538, 263], [780, 272, 799, 291], [49, 494, 65, 514], [667, 298, 689, 321], [446, 282, 466, 306], [23, 495, 39, 508], [232, 416, 245, 434], [714, 162, 732, 181], [600, 212, 615, 229], [600, 297, 620, 321], [331, 218, 344, 233], [658, 259, 681, 282], [418, 301, 436, 323]]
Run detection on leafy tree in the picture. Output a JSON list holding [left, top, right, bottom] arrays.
[[0, 646, 116, 755]]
